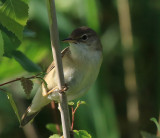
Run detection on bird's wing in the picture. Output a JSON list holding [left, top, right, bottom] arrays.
[[20, 47, 70, 127], [46, 47, 70, 73]]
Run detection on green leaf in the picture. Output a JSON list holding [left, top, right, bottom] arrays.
[[150, 118, 160, 133], [79, 101, 86, 105], [68, 101, 74, 106], [6, 92, 20, 123], [77, 100, 86, 107], [0, 30, 4, 58], [49, 134, 60, 138], [46, 123, 58, 133], [0, 0, 29, 40], [141, 131, 160, 138], [11, 50, 42, 72], [73, 130, 91, 138], [20, 77, 33, 98], [1, 27, 20, 57]]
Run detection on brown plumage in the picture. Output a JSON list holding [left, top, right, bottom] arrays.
[[21, 106, 39, 127], [46, 47, 70, 73]]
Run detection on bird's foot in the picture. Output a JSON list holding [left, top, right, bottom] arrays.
[[43, 84, 68, 97], [42, 86, 59, 96], [59, 83, 68, 94]]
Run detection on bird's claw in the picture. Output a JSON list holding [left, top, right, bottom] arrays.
[[59, 83, 68, 93], [43, 84, 68, 97]]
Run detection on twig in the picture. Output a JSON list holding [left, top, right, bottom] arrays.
[[71, 107, 74, 130], [0, 73, 43, 87], [46, 0, 71, 137], [71, 103, 81, 130]]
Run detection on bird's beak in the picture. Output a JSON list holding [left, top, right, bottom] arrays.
[[62, 38, 77, 43]]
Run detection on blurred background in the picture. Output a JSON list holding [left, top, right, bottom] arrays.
[[0, 0, 160, 138]]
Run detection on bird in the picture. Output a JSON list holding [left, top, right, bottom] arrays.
[[21, 26, 103, 126]]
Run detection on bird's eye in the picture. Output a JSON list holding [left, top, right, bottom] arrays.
[[81, 34, 88, 41]]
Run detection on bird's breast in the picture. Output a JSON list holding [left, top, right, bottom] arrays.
[[62, 51, 102, 100]]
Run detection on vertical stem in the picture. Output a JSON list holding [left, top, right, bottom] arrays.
[[46, 0, 64, 88], [117, 0, 139, 137], [71, 107, 74, 130], [59, 92, 71, 137], [46, 0, 71, 137]]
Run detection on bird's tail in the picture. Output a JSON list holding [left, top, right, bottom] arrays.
[[20, 87, 52, 126], [20, 105, 39, 127]]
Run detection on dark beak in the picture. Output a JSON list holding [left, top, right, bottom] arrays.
[[62, 38, 77, 43]]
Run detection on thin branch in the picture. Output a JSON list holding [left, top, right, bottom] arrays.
[[71, 107, 74, 130], [46, 0, 71, 137], [71, 103, 81, 130], [0, 73, 43, 87], [46, 0, 65, 88]]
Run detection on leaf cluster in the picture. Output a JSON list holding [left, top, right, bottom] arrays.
[[0, 0, 42, 72], [46, 101, 91, 138]]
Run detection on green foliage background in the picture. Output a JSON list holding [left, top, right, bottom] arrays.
[[0, 0, 159, 138]]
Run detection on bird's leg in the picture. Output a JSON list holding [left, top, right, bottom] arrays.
[[42, 86, 57, 96], [43, 83, 68, 97], [59, 83, 68, 93]]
